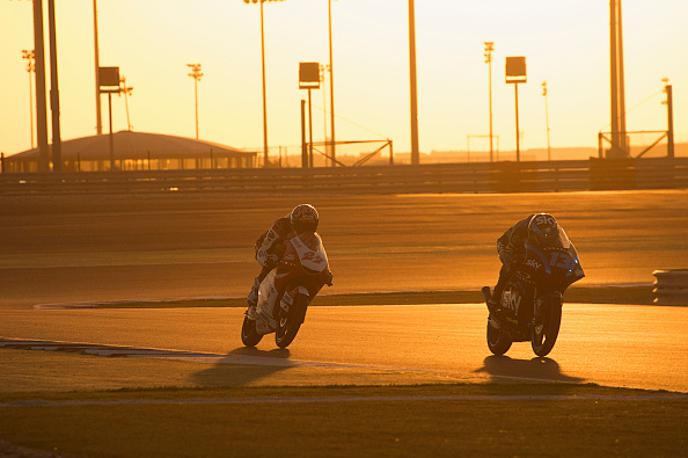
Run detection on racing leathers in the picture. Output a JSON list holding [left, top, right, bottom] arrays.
[[491, 214, 535, 307], [246, 215, 293, 311]]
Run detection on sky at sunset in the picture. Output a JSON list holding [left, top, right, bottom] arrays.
[[1, 0, 686, 158]]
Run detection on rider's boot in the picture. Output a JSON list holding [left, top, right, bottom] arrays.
[[246, 277, 261, 320], [489, 264, 511, 314]]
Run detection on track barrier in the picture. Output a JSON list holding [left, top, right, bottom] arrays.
[[0, 157, 686, 195], [653, 270, 688, 306]]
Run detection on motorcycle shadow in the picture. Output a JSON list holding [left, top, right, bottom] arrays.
[[474, 355, 585, 385], [190, 346, 294, 388]]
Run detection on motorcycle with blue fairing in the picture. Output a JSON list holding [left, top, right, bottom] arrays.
[[482, 227, 584, 357]]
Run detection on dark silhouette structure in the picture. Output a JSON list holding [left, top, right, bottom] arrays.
[[31, 0, 49, 172], [187, 64, 203, 140], [408, 0, 420, 165], [609, 0, 629, 158], [4, 131, 256, 172]]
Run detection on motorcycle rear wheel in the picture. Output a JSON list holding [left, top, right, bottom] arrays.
[[241, 316, 263, 347], [486, 319, 512, 356], [531, 300, 562, 357]]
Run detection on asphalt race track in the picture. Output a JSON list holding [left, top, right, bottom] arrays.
[[1, 190, 687, 308], [1, 302, 686, 393]]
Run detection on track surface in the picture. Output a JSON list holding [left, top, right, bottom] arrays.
[[1, 303, 686, 393], [1, 190, 687, 308]]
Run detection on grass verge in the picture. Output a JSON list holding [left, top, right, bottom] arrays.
[[0, 384, 685, 458]]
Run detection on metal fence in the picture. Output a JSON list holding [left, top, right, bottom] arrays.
[[0, 157, 686, 195]]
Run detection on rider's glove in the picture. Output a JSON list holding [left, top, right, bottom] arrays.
[[257, 249, 279, 267], [324, 270, 334, 286]]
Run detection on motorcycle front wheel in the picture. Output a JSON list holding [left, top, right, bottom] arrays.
[[275, 295, 308, 349], [486, 319, 512, 356], [275, 314, 302, 349], [241, 316, 263, 347], [531, 299, 562, 357]]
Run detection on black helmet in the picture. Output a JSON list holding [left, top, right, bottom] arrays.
[[527, 213, 559, 247], [290, 204, 319, 234]]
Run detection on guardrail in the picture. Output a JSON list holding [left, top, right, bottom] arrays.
[[0, 157, 687, 195], [653, 270, 688, 306]]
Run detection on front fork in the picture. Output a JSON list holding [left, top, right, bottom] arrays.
[[279, 286, 311, 324], [532, 291, 562, 332]]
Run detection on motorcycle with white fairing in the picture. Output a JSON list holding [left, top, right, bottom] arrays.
[[241, 232, 333, 349]]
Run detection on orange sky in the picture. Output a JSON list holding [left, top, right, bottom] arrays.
[[1, 0, 686, 158]]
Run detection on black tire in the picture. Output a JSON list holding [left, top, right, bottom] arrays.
[[487, 320, 512, 356], [531, 300, 562, 357], [275, 315, 302, 349], [241, 316, 263, 347], [275, 294, 308, 349]]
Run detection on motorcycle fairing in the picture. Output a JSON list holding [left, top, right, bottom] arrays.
[[501, 272, 535, 330], [256, 269, 280, 335], [288, 234, 329, 272], [525, 241, 585, 287]]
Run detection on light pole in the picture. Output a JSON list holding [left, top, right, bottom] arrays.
[[92, 0, 102, 135], [506, 56, 527, 162], [663, 77, 675, 159], [327, 0, 337, 166], [484, 42, 495, 163], [21, 49, 36, 150], [542, 81, 552, 161], [244, 0, 283, 167], [31, 0, 49, 172], [320, 64, 329, 154], [119, 75, 134, 131], [187, 63, 203, 140], [408, 0, 420, 165], [47, 0, 62, 171], [609, 0, 628, 157]]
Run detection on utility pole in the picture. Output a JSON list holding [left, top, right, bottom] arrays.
[[32, 0, 49, 172], [327, 0, 336, 166], [609, 0, 628, 158], [187, 63, 203, 140], [21, 50, 36, 150], [98, 66, 121, 170], [320, 64, 329, 156], [484, 42, 495, 162], [408, 0, 420, 165], [259, 0, 269, 166], [93, 0, 102, 135], [542, 81, 552, 161], [514, 83, 521, 162], [506, 56, 527, 162], [244, 0, 282, 167], [119, 76, 134, 131], [663, 78, 675, 159], [108, 91, 114, 169], [47, 0, 62, 172], [299, 62, 320, 168], [300, 99, 307, 168]]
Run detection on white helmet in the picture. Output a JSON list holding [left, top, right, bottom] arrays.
[[290, 204, 319, 234]]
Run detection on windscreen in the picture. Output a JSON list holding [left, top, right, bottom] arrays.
[[553, 226, 572, 249]]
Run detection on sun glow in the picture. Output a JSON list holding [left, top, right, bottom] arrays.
[[1, 0, 686, 157]]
